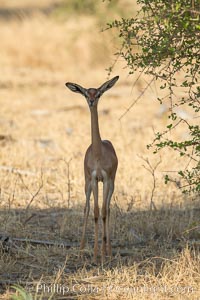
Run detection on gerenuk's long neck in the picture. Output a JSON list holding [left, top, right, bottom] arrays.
[[90, 106, 102, 157]]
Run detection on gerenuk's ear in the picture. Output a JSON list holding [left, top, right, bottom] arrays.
[[98, 76, 119, 95], [65, 82, 87, 96]]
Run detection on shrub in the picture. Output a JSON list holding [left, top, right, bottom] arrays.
[[107, 0, 200, 194]]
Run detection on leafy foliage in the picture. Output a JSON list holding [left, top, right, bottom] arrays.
[[107, 0, 200, 194]]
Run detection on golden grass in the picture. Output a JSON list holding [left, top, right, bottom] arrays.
[[0, 2, 199, 299]]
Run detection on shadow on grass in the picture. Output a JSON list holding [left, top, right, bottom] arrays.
[[0, 199, 199, 293]]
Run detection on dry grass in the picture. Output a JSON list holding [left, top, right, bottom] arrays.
[[0, 1, 199, 299]]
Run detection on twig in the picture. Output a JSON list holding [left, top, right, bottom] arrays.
[[139, 156, 162, 210], [12, 237, 79, 248], [66, 159, 72, 208], [25, 184, 43, 212], [119, 76, 155, 120], [61, 158, 72, 208], [23, 213, 37, 226], [17, 170, 43, 214]]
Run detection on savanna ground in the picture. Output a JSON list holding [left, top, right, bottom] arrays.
[[0, 1, 199, 299]]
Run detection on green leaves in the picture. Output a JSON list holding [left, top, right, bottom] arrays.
[[108, 0, 200, 195], [11, 285, 33, 300], [167, 124, 173, 129]]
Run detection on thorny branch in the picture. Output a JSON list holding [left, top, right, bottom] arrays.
[[139, 156, 162, 210], [18, 170, 44, 214], [61, 158, 72, 208]]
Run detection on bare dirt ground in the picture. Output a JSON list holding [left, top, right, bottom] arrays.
[[0, 1, 199, 299]]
